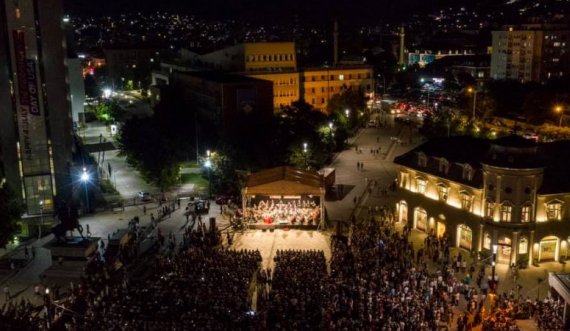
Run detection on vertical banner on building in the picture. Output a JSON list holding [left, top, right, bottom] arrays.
[[13, 30, 33, 162], [12, 30, 51, 172]]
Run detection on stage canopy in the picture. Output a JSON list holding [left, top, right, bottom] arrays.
[[244, 166, 324, 196]]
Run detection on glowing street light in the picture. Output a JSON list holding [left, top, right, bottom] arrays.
[[345, 109, 350, 118], [204, 150, 212, 198], [102, 88, 112, 99], [555, 105, 564, 127], [467, 87, 478, 121], [81, 167, 91, 213]]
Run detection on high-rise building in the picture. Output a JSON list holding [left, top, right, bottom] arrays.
[[0, 0, 74, 220], [491, 24, 570, 82]]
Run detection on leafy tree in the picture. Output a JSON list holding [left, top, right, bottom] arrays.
[[0, 184, 22, 247], [117, 117, 180, 192]]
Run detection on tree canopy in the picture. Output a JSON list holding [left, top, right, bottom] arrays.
[[0, 184, 22, 247]]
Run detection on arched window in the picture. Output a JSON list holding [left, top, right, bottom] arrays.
[[486, 198, 495, 218], [416, 177, 427, 194], [484, 233, 491, 250], [546, 200, 563, 220], [519, 237, 528, 254], [439, 158, 450, 174], [437, 183, 448, 201]]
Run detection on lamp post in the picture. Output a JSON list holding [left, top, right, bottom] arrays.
[[467, 87, 478, 121], [555, 105, 564, 127], [81, 167, 90, 214], [491, 244, 498, 291], [205, 150, 212, 199], [328, 122, 334, 146], [38, 200, 44, 239], [303, 142, 308, 169]]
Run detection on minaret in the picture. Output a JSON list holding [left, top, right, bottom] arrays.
[[399, 25, 405, 66], [333, 18, 339, 66]]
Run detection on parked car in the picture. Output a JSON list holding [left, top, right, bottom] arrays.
[[138, 191, 151, 202], [367, 120, 378, 128]]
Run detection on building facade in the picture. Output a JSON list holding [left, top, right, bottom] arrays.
[[174, 42, 374, 112], [0, 0, 74, 218], [301, 67, 374, 112], [491, 25, 570, 82], [393, 136, 570, 267]]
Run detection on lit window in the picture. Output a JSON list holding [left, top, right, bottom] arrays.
[[500, 203, 512, 222], [416, 178, 427, 194], [437, 184, 448, 201], [461, 192, 472, 211], [339, 74, 344, 81], [486, 199, 495, 218], [521, 205, 531, 222], [483, 233, 491, 250], [546, 201, 562, 220], [519, 238, 528, 254]]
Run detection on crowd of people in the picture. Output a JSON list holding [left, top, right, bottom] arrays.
[[266, 250, 327, 330], [2, 198, 570, 330], [244, 199, 320, 226]]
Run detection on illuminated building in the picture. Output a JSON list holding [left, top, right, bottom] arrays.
[[491, 24, 570, 82], [161, 42, 374, 112], [393, 135, 570, 266], [301, 66, 374, 112], [0, 0, 74, 223]]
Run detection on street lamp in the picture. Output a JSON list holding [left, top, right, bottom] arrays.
[[81, 167, 90, 214], [345, 109, 350, 118], [38, 201, 44, 239], [555, 105, 564, 127], [492, 244, 498, 292], [302, 142, 309, 169], [467, 87, 478, 121], [205, 151, 212, 199]]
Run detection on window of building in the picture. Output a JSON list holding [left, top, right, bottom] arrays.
[[483, 233, 491, 250], [437, 184, 448, 201], [546, 201, 563, 220], [462, 164, 474, 181], [417, 153, 427, 167], [311, 88, 315, 93], [416, 178, 427, 194], [439, 158, 450, 174], [486, 199, 495, 218], [339, 74, 344, 81], [461, 192, 472, 211], [330, 75, 334, 80], [500, 202, 512, 222], [521, 204, 531, 222], [519, 238, 528, 254]]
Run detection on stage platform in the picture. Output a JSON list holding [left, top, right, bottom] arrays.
[[248, 223, 319, 231]]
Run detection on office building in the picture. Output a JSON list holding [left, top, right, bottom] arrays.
[[166, 42, 374, 112], [491, 24, 570, 82], [0, 0, 74, 221]]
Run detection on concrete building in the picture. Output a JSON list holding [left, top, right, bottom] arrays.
[[393, 135, 570, 267], [491, 24, 570, 82], [67, 58, 85, 127], [301, 66, 374, 111], [173, 42, 374, 112], [0, 0, 74, 220], [103, 47, 163, 89], [167, 71, 273, 131]]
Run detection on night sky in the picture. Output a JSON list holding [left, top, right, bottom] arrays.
[[64, 0, 471, 22]]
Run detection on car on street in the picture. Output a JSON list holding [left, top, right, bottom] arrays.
[[138, 191, 151, 202], [367, 120, 378, 128]]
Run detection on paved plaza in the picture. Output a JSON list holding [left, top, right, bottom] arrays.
[[1, 113, 567, 330]]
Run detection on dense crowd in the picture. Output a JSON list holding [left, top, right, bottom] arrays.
[[1, 202, 569, 331], [266, 250, 327, 330]]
